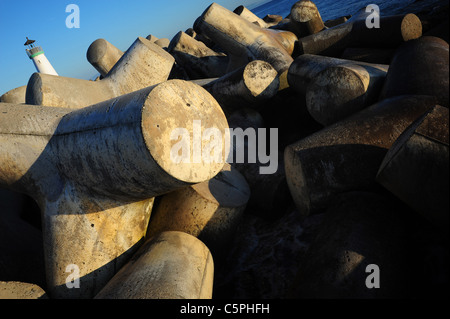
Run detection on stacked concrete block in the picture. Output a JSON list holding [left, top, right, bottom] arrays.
[[26, 37, 175, 108], [0, 80, 228, 298], [86, 38, 124, 78]]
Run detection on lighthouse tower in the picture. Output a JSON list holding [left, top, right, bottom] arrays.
[[24, 37, 58, 75]]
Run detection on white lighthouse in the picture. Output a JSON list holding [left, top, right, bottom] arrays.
[[24, 37, 58, 75]]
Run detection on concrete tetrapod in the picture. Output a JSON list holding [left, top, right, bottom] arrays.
[[0, 80, 228, 298], [95, 231, 214, 299], [287, 192, 413, 298], [146, 164, 250, 258], [295, 10, 422, 57], [377, 105, 449, 236], [26, 37, 175, 108], [201, 60, 280, 116], [284, 95, 438, 217], [168, 31, 229, 79], [287, 54, 388, 96], [379, 36, 449, 107], [194, 2, 294, 74], [86, 38, 124, 78]]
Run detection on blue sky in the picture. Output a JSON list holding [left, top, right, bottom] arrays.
[[0, 0, 264, 95]]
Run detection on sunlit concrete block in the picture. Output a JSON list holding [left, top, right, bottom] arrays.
[[168, 31, 228, 79], [146, 164, 250, 258], [26, 37, 175, 109], [0, 79, 228, 298], [95, 231, 214, 299], [0, 281, 48, 299], [86, 38, 124, 78], [0, 85, 26, 104], [194, 3, 293, 74]]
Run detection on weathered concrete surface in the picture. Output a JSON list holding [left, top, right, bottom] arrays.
[[86, 38, 124, 78], [95, 231, 214, 299], [287, 192, 415, 298], [154, 38, 170, 49], [194, 3, 293, 74], [0, 281, 48, 299], [380, 36, 449, 107], [0, 80, 228, 298], [0, 85, 26, 104], [168, 31, 228, 79], [306, 62, 388, 125], [290, 0, 326, 36], [26, 37, 175, 108], [284, 95, 438, 217], [377, 105, 449, 236], [201, 60, 280, 115], [296, 11, 422, 57], [146, 164, 250, 258]]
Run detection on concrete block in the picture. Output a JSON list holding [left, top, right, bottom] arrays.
[[290, 0, 326, 36], [0, 85, 26, 104], [26, 37, 175, 108], [168, 31, 228, 79], [288, 54, 388, 96], [146, 163, 250, 258], [201, 60, 280, 116], [0, 79, 228, 298], [86, 38, 124, 78], [284, 95, 438, 217], [377, 105, 449, 236], [154, 38, 170, 49], [0, 281, 48, 299], [233, 5, 268, 28], [287, 192, 414, 298], [95, 231, 214, 299], [194, 3, 293, 74], [296, 10, 422, 57], [380, 36, 449, 107]]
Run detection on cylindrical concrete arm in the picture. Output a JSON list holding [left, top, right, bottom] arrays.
[[202, 60, 280, 115], [95, 231, 214, 299], [168, 31, 228, 79], [25, 73, 112, 108], [86, 38, 124, 78], [52, 80, 228, 200], [288, 54, 388, 95], [233, 5, 268, 28], [194, 3, 293, 74]]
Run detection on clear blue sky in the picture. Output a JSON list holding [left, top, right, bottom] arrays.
[[0, 0, 264, 95]]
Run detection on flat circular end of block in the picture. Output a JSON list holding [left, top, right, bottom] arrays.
[[306, 65, 367, 125], [243, 60, 280, 99], [291, 0, 319, 22], [86, 39, 108, 64], [141, 80, 229, 184], [401, 13, 422, 42]]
